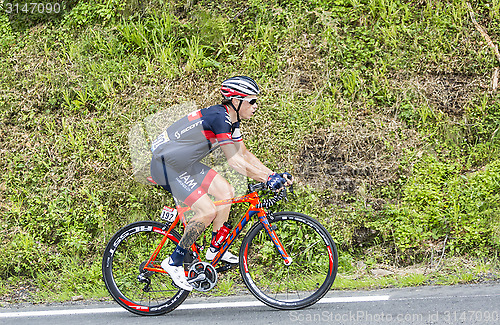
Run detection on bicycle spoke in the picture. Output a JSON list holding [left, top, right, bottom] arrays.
[[240, 213, 337, 310], [102, 221, 190, 316], [288, 267, 301, 300], [292, 239, 321, 259]]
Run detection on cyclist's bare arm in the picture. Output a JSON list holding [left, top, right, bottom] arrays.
[[237, 140, 275, 177], [220, 140, 273, 182], [236, 141, 293, 186]]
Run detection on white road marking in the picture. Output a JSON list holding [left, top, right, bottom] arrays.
[[0, 295, 390, 318]]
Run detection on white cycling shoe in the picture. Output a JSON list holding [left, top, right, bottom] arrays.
[[205, 247, 239, 264], [161, 257, 193, 291]]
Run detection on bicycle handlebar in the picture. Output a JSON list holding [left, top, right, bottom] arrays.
[[248, 182, 266, 192], [248, 183, 293, 208]]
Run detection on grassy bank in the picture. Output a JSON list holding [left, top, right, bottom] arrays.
[[0, 0, 499, 303]]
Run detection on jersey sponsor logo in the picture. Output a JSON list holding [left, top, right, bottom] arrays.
[[176, 172, 198, 191], [151, 133, 170, 151], [174, 120, 203, 139]]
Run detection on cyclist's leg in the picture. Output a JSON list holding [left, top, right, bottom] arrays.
[[204, 174, 239, 263], [179, 162, 234, 232], [206, 174, 235, 232], [161, 194, 216, 291], [180, 194, 217, 243], [167, 163, 221, 252], [150, 160, 218, 290], [152, 160, 237, 263], [174, 162, 237, 262], [175, 171, 228, 252]]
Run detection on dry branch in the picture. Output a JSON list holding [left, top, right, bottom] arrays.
[[468, 2, 500, 91], [467, 2, 500, 64], [493, 67, 499, 91]]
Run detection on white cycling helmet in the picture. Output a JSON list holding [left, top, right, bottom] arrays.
[[221, 76, 260, 99]]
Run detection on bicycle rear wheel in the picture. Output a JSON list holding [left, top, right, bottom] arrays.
[[239, 212, 338, 310], [102, 221, 190, 316]]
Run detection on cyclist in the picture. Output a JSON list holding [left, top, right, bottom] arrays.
[[150, 76, 293, 291]]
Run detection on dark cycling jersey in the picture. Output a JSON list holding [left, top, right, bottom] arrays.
[[149, 104, 242, 205], [151, 104, 241, 170]]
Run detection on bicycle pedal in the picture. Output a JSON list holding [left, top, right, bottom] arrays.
[[216, 262, 237, 273]]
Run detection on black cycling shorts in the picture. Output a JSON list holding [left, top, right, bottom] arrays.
[[150, 158, 217, 206]]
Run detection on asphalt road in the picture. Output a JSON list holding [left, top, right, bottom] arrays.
[[1, 282, 499, 325]]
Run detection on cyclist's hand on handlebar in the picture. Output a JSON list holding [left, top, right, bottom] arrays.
[[279, 172, 293, 187], [266, 173, 287, 191]]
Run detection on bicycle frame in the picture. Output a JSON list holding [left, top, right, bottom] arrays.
[[142, 190, 292, 275]]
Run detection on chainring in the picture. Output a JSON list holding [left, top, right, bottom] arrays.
[[187, 261, 218, 292]]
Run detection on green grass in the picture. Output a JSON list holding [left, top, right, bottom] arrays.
[[1, 0, 499, 303], [332, 256, 500, 290]]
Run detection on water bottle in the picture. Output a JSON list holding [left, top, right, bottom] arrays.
[[211, 222, 232, 249]]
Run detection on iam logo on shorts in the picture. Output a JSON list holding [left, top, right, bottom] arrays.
[[177, 172, 198, 190]]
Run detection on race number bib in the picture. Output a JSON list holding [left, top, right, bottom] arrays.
[[160, 206, 178, 223]]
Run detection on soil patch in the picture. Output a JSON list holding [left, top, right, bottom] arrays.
[[296, 115, 422, 204], [409, 73, 488, 116]]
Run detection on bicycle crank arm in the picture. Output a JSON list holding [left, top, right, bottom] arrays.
[[187, 273, 206, 284]]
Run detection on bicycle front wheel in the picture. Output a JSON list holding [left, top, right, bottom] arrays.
[[239, 212, 338, 310], [102, 221, 189, 316]]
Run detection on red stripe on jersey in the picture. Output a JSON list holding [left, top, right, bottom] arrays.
[[216, 132, 233, 146], [216, 133, 232, 141], [187, 110, 202, 121], [184, 188, 206, 206], [203, 130, 216, 140]]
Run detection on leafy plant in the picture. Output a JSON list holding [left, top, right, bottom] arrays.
[[62, 0, 124, 28], [372, 157, 500, 260]]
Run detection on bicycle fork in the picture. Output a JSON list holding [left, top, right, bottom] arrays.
[[257, 212, 293, 265]]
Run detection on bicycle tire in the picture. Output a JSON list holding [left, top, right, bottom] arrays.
[[239, 212, 338, 310], [102, 221, 190, 316]]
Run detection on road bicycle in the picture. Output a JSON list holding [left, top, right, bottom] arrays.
[[102, 181, 338, 316]]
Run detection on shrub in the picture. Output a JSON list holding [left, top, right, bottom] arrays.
[[372, 157, 500, 259]]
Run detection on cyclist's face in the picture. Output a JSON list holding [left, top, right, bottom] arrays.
[[239, 96, 258, 119]]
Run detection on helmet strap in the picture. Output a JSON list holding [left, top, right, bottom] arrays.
[[228, 99, 243, 123]]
